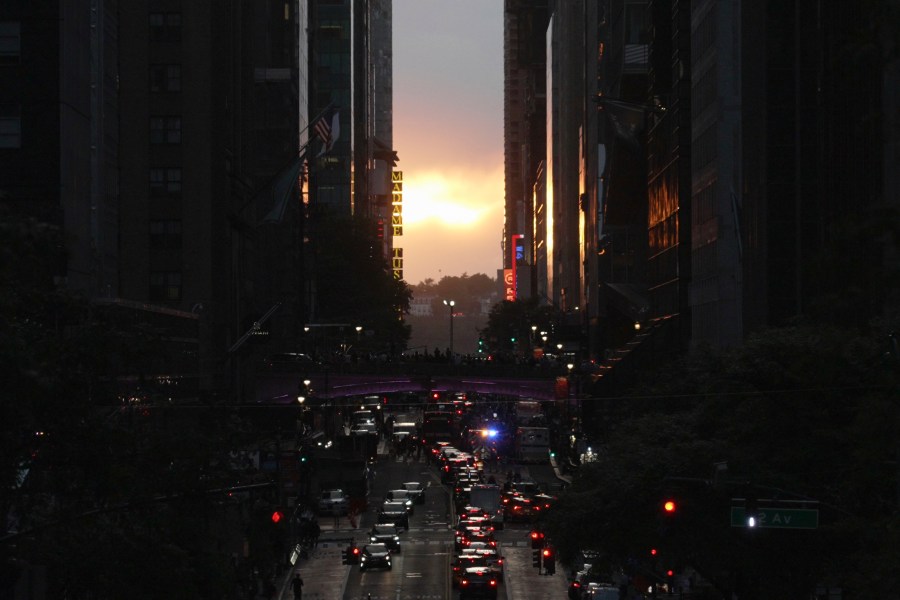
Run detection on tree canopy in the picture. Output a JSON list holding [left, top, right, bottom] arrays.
[[542, 322, 900, 598]]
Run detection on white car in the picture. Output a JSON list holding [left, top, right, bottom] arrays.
[[401, 481, 426, 504], [318, 489, 348, 515], [385, 489, 416, 514]]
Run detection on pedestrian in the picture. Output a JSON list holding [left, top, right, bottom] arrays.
[[291, 572, 304, 600], [312, 520, 320, 548]]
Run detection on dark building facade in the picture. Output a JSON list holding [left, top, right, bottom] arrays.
[[118, 1, 303, 395], [0, 0, 120, 298]]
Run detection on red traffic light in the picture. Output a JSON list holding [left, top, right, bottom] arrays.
[[666, 569, 674, 577], [542, 548, 552, 558], [352, 547, 360, 555], [663, 500, 677, 513], [530, 531, 544, 540], [271, 510, 284, 524], [651, 548, 658, 556]]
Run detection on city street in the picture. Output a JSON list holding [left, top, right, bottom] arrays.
[[279, 437, 568, 600]]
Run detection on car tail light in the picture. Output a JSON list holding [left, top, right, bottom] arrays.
[[461, 580, 469, 586], [490, 580, 497, 586], [489, 540, 497, 547]]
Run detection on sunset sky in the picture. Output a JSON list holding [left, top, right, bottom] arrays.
[[393, 1, 504, 286]]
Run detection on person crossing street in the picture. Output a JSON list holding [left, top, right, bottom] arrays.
[[290, 572, 304, 600]]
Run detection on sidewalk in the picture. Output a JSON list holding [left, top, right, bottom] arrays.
[[276, 538, 352, 600], [502, 544, 570, 599]]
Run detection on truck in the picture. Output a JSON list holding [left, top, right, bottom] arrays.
[[514, 426, 550, 463], [469, 483, 504, 530]]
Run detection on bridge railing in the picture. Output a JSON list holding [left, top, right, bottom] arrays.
[[258, 356, 574, 381]]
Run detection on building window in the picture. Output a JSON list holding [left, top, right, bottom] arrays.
[[149, 271, 182, 301], [0, 105, 21, 148], [149, 220, 183, 249], [149, 168, 182, 198], [149, 64, 181, 92], [149, 12, 182, 42], [0, 22, 20, 64], [150, 116, 181, 144]]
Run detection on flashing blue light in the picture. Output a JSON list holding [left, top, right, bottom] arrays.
[[487, 429, 498, 438]]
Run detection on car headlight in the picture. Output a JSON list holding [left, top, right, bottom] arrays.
[[361, 556, 367, 561], [393, 536, 400, 541], [405, 500, 412, 506], [370, 537, 377, 542]]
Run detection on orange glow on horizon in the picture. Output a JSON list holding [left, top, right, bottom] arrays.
[[402, 170, 502, 228]]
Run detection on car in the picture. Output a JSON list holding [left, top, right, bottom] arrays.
[[454, 525, 495, 551], [503, 496, 536, 522], [458, 547, 503, 577], [451, 554, 488, 587], [392, 421, 419, 441], [401, 481, 426, 504], [368, 523, 402, 552], [378, 501, 410, 529], [359, 543, 392, 571], [457, 566, 498, 599], [318, 489, 348, 515], [385, 489, 416, 514]]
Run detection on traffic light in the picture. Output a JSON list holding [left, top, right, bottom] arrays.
[[270, 509, 284, 524], [663, 499, 677, 514], [542, 547, 556, 574], [530, 530, 545, 549], [532, 549, 541, 568], [342, 544, 360, 565]]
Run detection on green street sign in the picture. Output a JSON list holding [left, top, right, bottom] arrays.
[[730, 506, 819, 529]]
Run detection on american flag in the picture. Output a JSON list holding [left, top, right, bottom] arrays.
[[313, 108, 339, 155]]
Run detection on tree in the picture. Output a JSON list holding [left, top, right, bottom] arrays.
[[479, 299, 562, 358], [311, 215, 412, 354], [542, 322, 900, 598]]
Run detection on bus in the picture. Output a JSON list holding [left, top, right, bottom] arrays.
[[514, 426, 550, 463], [421, 410, 455, 445]]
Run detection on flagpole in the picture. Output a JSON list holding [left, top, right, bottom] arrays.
[[301, 101, 336, 141]]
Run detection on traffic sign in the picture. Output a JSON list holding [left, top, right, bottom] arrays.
[[730, 506, 818, 529]]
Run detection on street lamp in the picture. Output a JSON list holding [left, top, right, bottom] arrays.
[[443, 299, 456, 356]]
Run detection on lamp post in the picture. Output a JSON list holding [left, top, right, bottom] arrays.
[[443, 299, 456, 356]]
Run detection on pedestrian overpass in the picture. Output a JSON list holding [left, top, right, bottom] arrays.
[[253, 361, 563, 404]]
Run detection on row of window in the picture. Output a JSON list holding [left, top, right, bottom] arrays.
[[3, 111, 182, 149], [139, 12, 184, 303]]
